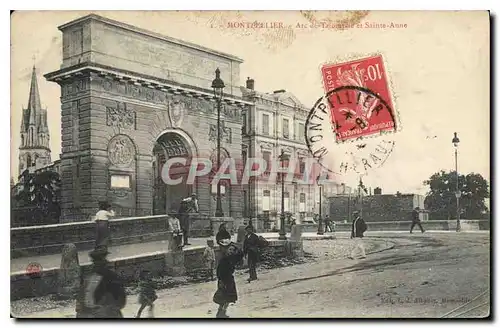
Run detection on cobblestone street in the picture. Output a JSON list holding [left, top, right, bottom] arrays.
[[12, 232, 489, 318]]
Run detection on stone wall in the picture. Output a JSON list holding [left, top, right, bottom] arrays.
[[329, 194, 420, 222], [11, 239, 303, 300], [333, 220, 490, 232], [11, 215, 172, 258]]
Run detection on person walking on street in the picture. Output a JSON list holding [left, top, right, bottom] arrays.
[[324, 215, 333, 232], [76, 246, 126, 318], [178, 193, 199, 246], [216, 223, 231, 246], [410, 207, 425, 234], [213, 239, 244, 318], [349, 211, 367, 260], [94, 201, 115, 251], [135, 270, 157, 318], [243, 225, 260, 282]]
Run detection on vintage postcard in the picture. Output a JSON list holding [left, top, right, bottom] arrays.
[[10, 10, 490, 318]]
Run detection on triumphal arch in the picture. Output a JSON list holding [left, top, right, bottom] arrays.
[[45, 14, 250, 222]]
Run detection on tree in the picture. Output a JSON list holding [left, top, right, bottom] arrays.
[[11, 169, 61, 226], [424, 170, 489, 220]]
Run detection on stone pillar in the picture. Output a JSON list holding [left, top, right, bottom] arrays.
[[165, 231, 185, 276], [57, 243, 81, 300], [136, 154, 154, 217]]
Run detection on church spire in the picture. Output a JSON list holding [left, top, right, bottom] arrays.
[[26, 65, 42, 126], [19, 61, 51, 175]]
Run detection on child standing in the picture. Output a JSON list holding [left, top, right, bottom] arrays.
[[203, 239, 216, 281], [135, 270, 158, 318]]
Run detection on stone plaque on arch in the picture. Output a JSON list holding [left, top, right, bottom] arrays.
[[108, 134, 136, 167]]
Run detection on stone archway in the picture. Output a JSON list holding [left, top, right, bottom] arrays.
[[152, 130, 197, 215]]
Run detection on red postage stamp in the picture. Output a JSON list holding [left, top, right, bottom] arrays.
[[321, 55, 397, 142]]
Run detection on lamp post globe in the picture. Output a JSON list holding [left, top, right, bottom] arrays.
[[212, 68, 225, 218]]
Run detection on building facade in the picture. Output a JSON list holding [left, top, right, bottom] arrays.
[[44, 14, 251, 222], [18, 66, 52, 176], [241, 80, 320, 230]]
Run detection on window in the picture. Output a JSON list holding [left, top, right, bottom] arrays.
[[283, 118, 290, 139], [299, 157, 305, 174], [242, 150, 247, 171], [299, 193, 306, 212], [262, 114, 270, 135], [263, 190, 270, 211], [284, 192, 290, 212], [298, 123, 305, 142], [242, 112, 247, 135], [262, 151, 271, 172]]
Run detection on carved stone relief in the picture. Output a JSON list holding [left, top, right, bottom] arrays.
[[209, 124, 232, 143], [106, 102, 136, 129], [96, 76, 242, 121], [108, 135, 136, 167], [62, 79, 89, 97], [259, 142, 274, 150]]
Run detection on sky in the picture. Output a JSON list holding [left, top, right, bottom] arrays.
[[10, 10, 490, 195]]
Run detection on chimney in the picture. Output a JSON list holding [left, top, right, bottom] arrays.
[[246, 77, 255, 90], [273, 89, 286, 94]]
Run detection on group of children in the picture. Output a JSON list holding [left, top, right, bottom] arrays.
[[134, 238, 218, 318]]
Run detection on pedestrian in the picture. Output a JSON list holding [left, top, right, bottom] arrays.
[[178, 193, 199, 246], [168, 211, 183, 249], [135, 270, 158, 318], [324, 215, 333, 232], [94, 201, 115, 251], [349, 211, 367, 260], [243, 225, 260, 282], [410, 207, 425, 234], [203, 239, 216, 281], [212, 239, 244, 318], [77, 246, 126, 318], [216, 223, 231, 246]]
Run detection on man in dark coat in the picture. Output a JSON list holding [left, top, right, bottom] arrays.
[[410, 207, 425, 233], [177, 193, 199, 246], [348, 211, 367, 260], [243, 225, 260, 282], [76, 247, 127, 318]]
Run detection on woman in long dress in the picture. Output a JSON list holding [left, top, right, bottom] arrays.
[[94, 201, 115, 251], [213, 239, 244, 318]]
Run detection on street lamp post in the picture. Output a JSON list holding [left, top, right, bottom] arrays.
[[358, 177, 365, 220], [212, 68, 225, 218], [452, 132, 461, 232], [278, 149, 287, 240], [317, 175, 326, 235]]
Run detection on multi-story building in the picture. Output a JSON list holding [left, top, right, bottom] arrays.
[[241, 78, 321, 230], [18, 65, 51, 176]]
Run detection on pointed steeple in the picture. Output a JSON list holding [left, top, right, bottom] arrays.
[[26, 65, 42, 126]]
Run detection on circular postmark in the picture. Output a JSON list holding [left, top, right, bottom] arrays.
[[25, 262, 43, 278], [305, 85, 397, 176]]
